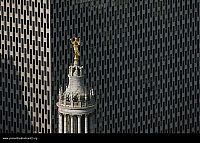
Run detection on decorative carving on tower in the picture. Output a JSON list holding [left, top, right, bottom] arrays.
[[57, 37, 95, 133]]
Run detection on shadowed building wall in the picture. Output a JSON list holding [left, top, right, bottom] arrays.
[[51, 0, 200, 133]]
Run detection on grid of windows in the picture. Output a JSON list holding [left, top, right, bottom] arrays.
[[52, 0, 200, 133], [0, 0, 51, 133]]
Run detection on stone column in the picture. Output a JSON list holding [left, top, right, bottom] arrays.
[[85, 114, 88, 133], [78, 115, 81, 133], [70, 115, 73, 133], [64, 114, 67, 133], [59, 113, 62, 133]]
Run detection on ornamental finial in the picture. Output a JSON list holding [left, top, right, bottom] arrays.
[[70, 37, 80, 64]]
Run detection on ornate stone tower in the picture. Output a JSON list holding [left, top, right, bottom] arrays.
[[57, 37, 95, 133]]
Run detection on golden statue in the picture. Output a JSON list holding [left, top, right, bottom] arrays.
[[70, 37, 80, 62]]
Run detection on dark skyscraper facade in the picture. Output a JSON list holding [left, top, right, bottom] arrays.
[[51, 0, 200, 133]]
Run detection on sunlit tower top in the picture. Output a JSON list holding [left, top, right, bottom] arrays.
[[57, 37, 95, 133]]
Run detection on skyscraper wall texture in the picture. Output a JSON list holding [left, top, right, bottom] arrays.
[[0, 0, 51, 133], [52, 0, 200, 133]]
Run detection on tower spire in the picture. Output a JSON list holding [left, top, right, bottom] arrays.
[[57, 37, 95, 133]]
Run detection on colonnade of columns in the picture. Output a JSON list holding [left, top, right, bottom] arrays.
[[58, 113, 90, 133]]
